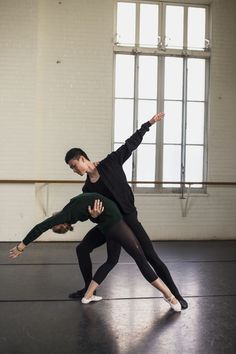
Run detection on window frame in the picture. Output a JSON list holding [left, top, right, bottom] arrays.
[[113, 1, 211, 194]]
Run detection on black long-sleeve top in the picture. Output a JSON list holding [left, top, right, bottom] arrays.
[[83, 121, 151, 215], [22, 193, 122, 245]]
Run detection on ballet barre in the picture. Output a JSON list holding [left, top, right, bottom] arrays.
[[1, 180, 235, 217]]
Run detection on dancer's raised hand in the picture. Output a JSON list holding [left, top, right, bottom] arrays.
[[149, 112, 165, 125], [88, 199, 104, 218]]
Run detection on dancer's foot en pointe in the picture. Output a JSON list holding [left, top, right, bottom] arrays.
[[164, 295, 182, 312], [151, 278, 181, 312]]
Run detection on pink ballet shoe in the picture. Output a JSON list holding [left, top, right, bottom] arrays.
[[81, 295, 103, 304], [164, 295, 182, 312]]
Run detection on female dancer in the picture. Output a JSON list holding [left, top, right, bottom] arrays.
[[9, 193, 181, 312]]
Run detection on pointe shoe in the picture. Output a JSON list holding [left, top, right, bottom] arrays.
[[81, 295, 103, 304], [164, 295, 182, 312]]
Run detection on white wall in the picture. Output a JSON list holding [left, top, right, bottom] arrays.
[[0, 0, 235, 241]]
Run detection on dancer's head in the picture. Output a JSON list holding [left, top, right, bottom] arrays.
[[65, 148, 90, 176], [52, 223, 73, 234], [51, 212, 74, 234]]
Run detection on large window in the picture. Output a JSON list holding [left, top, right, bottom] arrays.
[[114, 1, 210, 192]]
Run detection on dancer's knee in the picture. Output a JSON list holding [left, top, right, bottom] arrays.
[[141, 245, 161, 263], [93, 259, 118, 285], [106, 257, 119, 269], [76, 242, 90, 256]]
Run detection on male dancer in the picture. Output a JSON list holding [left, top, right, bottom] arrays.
[[65, 113, 188, 309]]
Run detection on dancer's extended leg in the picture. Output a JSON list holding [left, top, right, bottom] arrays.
[[83, 221, 181, 312], [124, 212, 188, 309]]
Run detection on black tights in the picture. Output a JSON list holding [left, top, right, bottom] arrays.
[[93, 220, 157, 284], [76, 212, 182, 299], [76, 226, 108, 288], [124, 212, 182, 300]]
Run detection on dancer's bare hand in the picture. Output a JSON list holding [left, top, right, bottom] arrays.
[[88, 199, 104, 218], [149, 112, 165, 125], [9, 244, 25, 259]]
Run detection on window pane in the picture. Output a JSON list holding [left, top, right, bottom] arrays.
[[165, 57, 183, 100], [138, 100, 156, 143], [115, 55, 134, 98], [188, 7, 206, 50], [186, 102, 204, 144], [117, 2, 136, 46], [138, 56, 158, 99], [114, 99, 134, 142], [187, 59, 205, 101], [137, 145, 156, 187], [140, 4, 159, 47], [163, 145, 181, 187], [164, 101, 182, 144], [186, 146, 203, 185], [114, 143, 132, 181], [166, 6, 184, 48]]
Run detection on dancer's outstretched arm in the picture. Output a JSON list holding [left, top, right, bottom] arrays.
[[8, 210, 70, 259], [108, 112, 164, 165], [9, 199, 104, 259]]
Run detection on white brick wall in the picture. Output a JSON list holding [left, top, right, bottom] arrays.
[[0, 0, 235, 241], [0, 0, 37, 179]]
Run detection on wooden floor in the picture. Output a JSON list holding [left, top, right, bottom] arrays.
[[0, 240, 236, 354]]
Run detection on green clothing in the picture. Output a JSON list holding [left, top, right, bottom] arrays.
[[22, 193, 122, 246]]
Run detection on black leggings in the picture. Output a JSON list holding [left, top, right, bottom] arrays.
[[76, 211, 182, 299], [93, 220, 157, 284]]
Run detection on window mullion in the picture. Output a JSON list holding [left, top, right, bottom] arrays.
[[160, 2, 166, 49], [205, 5, 211, 49], [157, 56, 164, 192], [135, 1, 140, 46], [132, 3, 140, 191], [183, 5, 188, 50], [182, 57, 188, 190], [133, 54, 139, 191], [157, 2, 165, 192], [203, 58, 210, 188]]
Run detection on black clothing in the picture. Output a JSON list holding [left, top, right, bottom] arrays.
[[123, 211, 182, 298], [83, 177, 116, 204], [76, 226, 108, 288], [76, 121, 184, 302], [93, 220, 157, 284], [21, 192, 158, 286], [77, 213, 182, 299], [83, 121, 152, 215], [22, 193, 122, 245]]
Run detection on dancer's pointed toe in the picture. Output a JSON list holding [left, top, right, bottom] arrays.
[[164, 295, 182, 312], [81, 295, 103, 304]]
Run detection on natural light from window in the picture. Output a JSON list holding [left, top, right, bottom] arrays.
[[114, 2, 209, 191]]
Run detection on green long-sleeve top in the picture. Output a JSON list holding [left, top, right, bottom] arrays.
[[22, 193, 122, 246]]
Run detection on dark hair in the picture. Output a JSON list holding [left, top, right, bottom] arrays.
[[52, 225, 74, 234], [65, 148, 90, 164]]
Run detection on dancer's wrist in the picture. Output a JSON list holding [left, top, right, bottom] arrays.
[[17, 242, 26, 252]]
